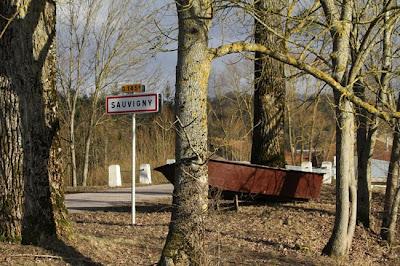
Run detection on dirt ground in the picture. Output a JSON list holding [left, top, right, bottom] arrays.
[[1, 185, 399, 265]]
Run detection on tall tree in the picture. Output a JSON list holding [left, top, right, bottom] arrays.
[[381, 98, 400, 244], [380, 0, 399, 242], [354, 81, 377, 228], [159, 1, 212, 264], [251, 0, 286, 167], [0, 0, 69, 244], [354, 0, 396, 229]]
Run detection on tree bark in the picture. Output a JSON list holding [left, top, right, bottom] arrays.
[[385, 184, 400, 244], [159, 1, 212, 265], [355, 82, 376, 228], [323, 96, 357, 256], [356, 124, 375, 228], [380, 0, 398, 242], [82, 125, 92, 187], [321, 0, 357, 256], [0, 0, 69, 244], [356, 0, 394, 229], [251, 0, 286, 167], [381, 103, 400, 242], [0, 81, 23, 242]]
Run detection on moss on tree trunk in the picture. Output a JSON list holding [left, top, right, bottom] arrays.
[[159, 1, 212, 265]]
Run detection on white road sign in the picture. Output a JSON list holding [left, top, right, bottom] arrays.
[[106, 93, 159, 114], [105, 90, 161, 225]]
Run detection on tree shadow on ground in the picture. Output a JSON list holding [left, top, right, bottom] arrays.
[[278, 205, 335, 216], [74, 218, 168, 227], [210, 198, 335, 217], [39, 238, 101, 265], [208, 233, 322, 266], [210, 196, 307, 211], [209, 249, 320, 266]]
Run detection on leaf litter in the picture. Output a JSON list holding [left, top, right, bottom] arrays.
[[0, 186, 398, 265]]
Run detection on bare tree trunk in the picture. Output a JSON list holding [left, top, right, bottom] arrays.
[[386, 183, 400, 244], [300, 125, 305, 163], [355, 82, 376, 228], [70, 111, 78, 187], [104, 137, 108, 168], [159, 1, 212, 265], [0, 0, 69, 244], [251, 0, 286, 167], [308, 95, 320, 162], [82, 87, 98, 187], [286, 101, 296, 165], [82, 128, 92, 187], [66, 22, 79, 188], [59, 0, 90, 188], [382, 109, 400, 241], [356, 125, 375, 228], [81, 73, 97, 188], [321, 0, 357, 256], [323, 96, 357, 256], [380, 0, 398, 241], [0, 83, 23, 242], [356, 0, 395, 229], [325, 129, 336, 162]]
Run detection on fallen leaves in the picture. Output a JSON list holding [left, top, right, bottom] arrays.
[[0, 187, 398, 265]]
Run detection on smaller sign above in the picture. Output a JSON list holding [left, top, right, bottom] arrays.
[[122, 84, 145, 93], [106, 93, 159, 114]]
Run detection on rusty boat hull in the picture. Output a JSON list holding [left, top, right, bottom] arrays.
[[154, 159, 323, 200]]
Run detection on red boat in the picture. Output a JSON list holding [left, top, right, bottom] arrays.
[[154, 159, 323, 200]]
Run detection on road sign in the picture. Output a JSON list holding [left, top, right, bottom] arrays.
[[105, 90, 161, 225], [106, 93, 159, 114], [122, 84, 145, 93]]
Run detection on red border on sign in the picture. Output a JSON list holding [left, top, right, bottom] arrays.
[[106, 93, 159, 114]]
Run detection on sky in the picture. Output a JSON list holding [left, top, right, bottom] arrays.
[[56, 0, 323, 98]]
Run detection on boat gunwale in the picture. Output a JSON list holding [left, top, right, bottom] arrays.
[[208, 159, 324, 177], [154, 159, 325, 178]]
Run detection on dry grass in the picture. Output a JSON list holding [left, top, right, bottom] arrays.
[[1, 186, 399, 265]]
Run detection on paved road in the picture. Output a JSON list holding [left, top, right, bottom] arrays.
[[65, 184, 173, 212]]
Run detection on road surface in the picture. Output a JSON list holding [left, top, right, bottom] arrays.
[[65, 184, 173, 212]]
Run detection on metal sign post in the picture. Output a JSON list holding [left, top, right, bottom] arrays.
[[131, 113, 136, 225], [106, 87, 161, 226]]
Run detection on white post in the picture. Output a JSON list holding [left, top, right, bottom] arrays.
[[131, 113, 136, 225]]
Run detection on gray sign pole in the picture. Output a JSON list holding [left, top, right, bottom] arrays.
[[131, 113, 136, 225]]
